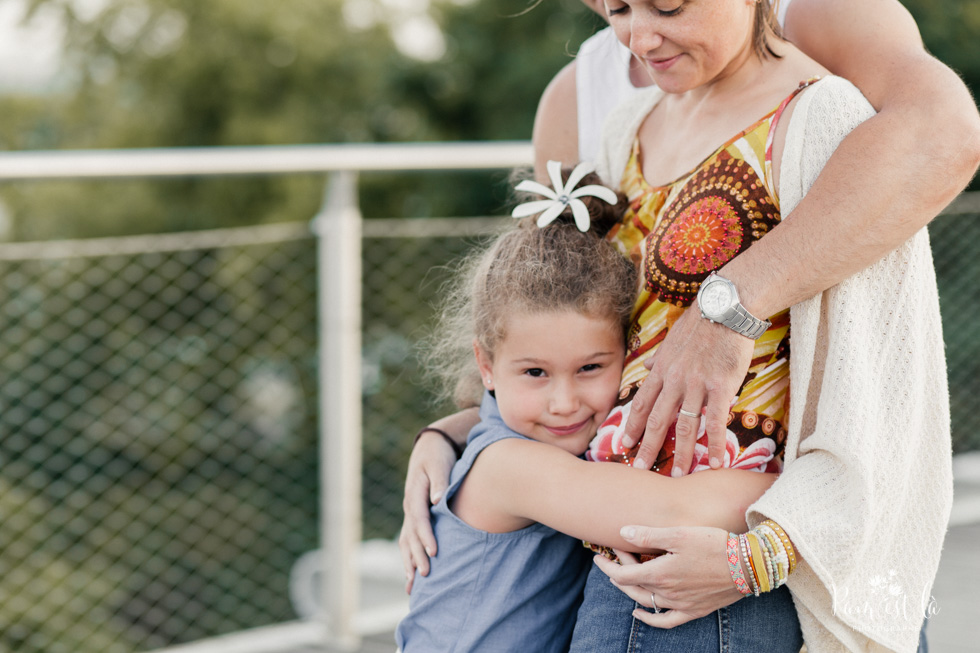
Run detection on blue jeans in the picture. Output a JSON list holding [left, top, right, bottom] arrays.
[[569, 563, 804, 653]]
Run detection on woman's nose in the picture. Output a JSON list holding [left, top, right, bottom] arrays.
[[629, 11, 665, 56]]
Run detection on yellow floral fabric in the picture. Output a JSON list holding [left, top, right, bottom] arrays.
[[593, 83, 817, 476]]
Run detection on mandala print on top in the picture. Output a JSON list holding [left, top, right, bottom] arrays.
[[645, 150, 781, 306]]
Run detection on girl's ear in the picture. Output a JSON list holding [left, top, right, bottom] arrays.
[[473, 339, 494, 390]]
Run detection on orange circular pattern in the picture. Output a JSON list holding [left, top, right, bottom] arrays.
[[741, 411, 760, 429], [762, 417, 776, 435], [643, 151, 780, 305], [658, 196, 742, 275]]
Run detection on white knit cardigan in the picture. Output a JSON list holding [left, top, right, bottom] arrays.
[[596, 77, 953, 653]]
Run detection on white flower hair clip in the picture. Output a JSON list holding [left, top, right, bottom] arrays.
[[511, 160, 619, 232]]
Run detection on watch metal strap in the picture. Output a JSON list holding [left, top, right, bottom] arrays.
[[724, 304, 771, 340]]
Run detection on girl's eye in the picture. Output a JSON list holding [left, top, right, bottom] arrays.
[[580, 363, 602, 373], [606, 4, 628, 16], [524, 368, 546, 378]]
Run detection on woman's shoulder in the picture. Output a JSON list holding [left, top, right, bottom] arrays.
[[766, 43, 871, 116], [775, 75, 876, 210], [785, 75, 875, 150], [801, 76, 874, 113]]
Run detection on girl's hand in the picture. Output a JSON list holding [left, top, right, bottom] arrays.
[[620, 308, 753, 476], [593, 525, 743, 628], [398, 431, 457, 594]]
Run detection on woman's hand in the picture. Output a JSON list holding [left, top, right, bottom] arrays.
[[398, 431, 457, 593], [593, 525, 743, 628], [621, 308, 754, 476]]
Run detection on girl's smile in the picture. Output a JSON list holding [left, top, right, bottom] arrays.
[[474, 309, 626, 456], [545, 418, 591, 436]]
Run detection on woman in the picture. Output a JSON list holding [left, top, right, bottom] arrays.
[[562, 1, 950, 651], [403, 0, 976, 574], [402, 1, 956, 650]]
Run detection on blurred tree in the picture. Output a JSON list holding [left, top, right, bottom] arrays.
[[0, 0, 603, 240]]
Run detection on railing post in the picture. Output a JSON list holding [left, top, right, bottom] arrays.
[[311, 171, 362, 650]]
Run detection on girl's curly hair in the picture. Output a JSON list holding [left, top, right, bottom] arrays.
[[421, 169, 637, 408]]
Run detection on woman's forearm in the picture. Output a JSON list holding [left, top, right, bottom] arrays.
[[729, 68, 980, 319], [738, 0, 980, 318]]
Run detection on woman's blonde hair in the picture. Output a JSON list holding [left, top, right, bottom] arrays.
[[754, 0, 784, 59], [422, 170, 638, 408]]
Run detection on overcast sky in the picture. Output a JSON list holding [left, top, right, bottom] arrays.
[[0, 0, 63, 92]]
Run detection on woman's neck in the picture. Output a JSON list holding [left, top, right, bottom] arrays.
[[673, 45, 768, 112]]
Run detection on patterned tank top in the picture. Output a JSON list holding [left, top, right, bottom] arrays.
[[587, 80, 818, 478]]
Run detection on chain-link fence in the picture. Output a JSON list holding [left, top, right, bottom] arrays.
[[0, 225, 320, 652], [0, 197, 976, 652], [930, 194, 980, 455]]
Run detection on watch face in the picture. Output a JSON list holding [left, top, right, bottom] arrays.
[[700, 280, 733, 317]]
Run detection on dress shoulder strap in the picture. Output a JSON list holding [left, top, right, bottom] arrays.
[[764, 77, 823, 193]]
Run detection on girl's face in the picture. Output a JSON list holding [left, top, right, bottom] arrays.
[[603, 0, 757, 94], [475, 310, 625, 456]]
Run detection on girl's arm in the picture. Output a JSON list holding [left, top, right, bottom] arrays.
[[398, 407, 480, 591], [454, 438, 775, 551]]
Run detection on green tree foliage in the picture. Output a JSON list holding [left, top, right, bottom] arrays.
[[0, 0, 602, 240]]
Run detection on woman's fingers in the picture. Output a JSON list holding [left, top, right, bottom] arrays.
[[632, 606, 701, 629], [633, 310, 756, 475], [596, 526, 743, 625], [672, 385, 706, 477], [702, 387, 733, 470], [620, 371, 664, 466]]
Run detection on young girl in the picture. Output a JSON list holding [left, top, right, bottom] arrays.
[[395, 166, 778, 653]]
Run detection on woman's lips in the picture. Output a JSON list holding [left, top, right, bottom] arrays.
[[546, 419, 590, 436], [647, 54, 681, 71]]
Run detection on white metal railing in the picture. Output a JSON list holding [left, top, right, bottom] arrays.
[[0, 141, 532, 653], [0, 141, 532, 179]]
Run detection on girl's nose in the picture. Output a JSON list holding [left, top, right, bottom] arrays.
[[549, 382, 580, 415]]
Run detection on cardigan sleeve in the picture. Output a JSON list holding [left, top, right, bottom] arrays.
[[595, 87, 664, 187], [748, 77, 953, 653]]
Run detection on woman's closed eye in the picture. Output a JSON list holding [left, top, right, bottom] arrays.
[[606, 2, 683, 18], [606, 3, 629, 17]]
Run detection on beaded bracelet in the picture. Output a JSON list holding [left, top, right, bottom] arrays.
[[740, 533, 760, 596], [734, 521, 798, 595], [413, 426, 465, 459], [758, 525, 788, 584], [761, 519, 797, 573], [758, 532, 776, 590], [727, 533, 752, 595]]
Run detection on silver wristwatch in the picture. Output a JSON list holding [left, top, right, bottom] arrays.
[[696, 272, 771, 340]]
